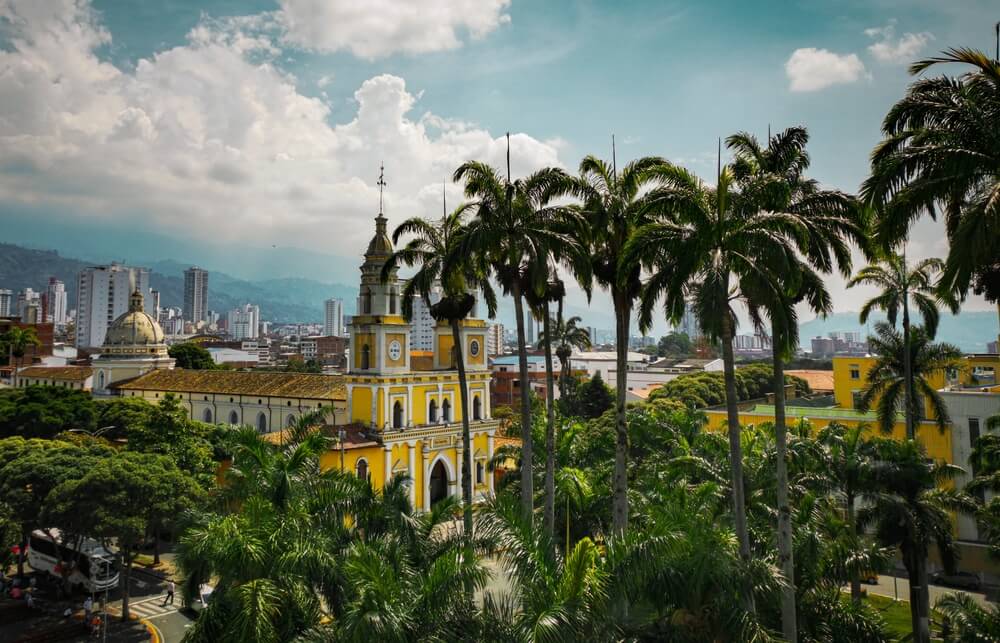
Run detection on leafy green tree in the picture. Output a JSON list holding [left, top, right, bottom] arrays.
[[168, 342, 217, 370], [568, 153, 672, 534], [626, 159, 812, 614], [538, 315, 592, 403], [382, 202, 497, 544], [862, 47, 1000, 306], [859, 322, 963, 435], [848, 254, 958, 438], [657, 331, 692, 357], [94, 397, 156, 440], [858, 439, 978, 643], [455, 159, 573, 521], [562, 372, 614, 420], [0, 385, 97, 439], [284, 356, 322, 373], [45, 451, 201, 621], [0, 438, 110, 577], [935, 591, 1000, 642], [2, 326, 41, 368], [125, 394, 216, 488]]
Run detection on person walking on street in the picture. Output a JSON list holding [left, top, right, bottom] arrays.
[[84, 595, 93, 621], [163, 580, 175, 606]]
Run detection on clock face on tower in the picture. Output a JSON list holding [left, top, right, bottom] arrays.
[[388, 339, 402, 361]]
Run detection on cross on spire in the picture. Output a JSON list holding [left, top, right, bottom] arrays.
[[377, 162, 387, 215]]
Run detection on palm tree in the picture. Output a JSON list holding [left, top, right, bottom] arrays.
[[859, 322, 963, 436], [2, 326, 41, 369], [568, 153, 670, 533], [381, 203, 497, 539], [858, 438, 978, 643], [848, 254, 959, 438], [728, 125, 866, 640], [862, 48, 1000, 307], [455, 159, 574, 522], [935, 591, 1000, 642], [625, 159, 806, 612], [817, 422, 880, 603], [538, 314, 592, 400]]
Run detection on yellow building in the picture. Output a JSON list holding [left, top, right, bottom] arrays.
[[336, 207, 500, 510]]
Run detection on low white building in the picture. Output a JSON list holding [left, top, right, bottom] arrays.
[[570, 350, 648, 381]]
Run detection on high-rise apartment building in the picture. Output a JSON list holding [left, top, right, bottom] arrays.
[[324, 298, 344, 337], [487, 323, 505, 356], [676, 303, 702, 340], [16, 288, 41, 323], [183, 267, 209, 323], [228, 303, 260, 340], [44, 278, 68, 324], [525, 313, 536, 346], [76, 263, 151, 348], [0, 289, 11, 317], [408, 282, 443, 351]]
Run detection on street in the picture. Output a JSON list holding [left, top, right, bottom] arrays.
[[858, 572, 992, 607]]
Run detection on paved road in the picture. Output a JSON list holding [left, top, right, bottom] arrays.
[[860, 572, 992, 607]]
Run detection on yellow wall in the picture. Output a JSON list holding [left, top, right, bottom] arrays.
[[351, 386, 372, 424], [354, 333, 375, 369], [833, 355, 950, 418], [703, 409, 953, 464], [467, 333, 486, 367], [438, 335, 455, 367]]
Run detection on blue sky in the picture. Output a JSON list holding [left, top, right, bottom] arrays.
[[1, 0, 996, 329]]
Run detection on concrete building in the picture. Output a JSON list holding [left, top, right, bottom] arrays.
[[525, 313, 536, 346], [14, 366, 93, 391], [44, 278, 68, 324], [183, 267, 209, 323], [16, 289, 41, 323], [407, 282, 442, 351], [571, 350, 648, 381], [0, 289, 12, 317], [490, 354, 555, 407], [324, 298, 344, 337], [76, 263, 151, 349], [486, 323, 504, 356], [228, 303, 260, 340], [675, 303, 702, 340]]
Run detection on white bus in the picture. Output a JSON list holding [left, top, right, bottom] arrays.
[[27, 529, 120, 593]]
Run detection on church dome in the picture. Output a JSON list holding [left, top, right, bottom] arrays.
[[103, 290, 166, 349], [365, 213, 394, 258]]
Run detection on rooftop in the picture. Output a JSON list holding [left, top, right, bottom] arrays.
[[785, 369, 835, 392], [17, 366, 93, 381], [111, 369, 345, 400], [492, 355, 547, 366]]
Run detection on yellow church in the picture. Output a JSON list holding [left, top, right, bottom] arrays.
[[324, 206, 501, 510]]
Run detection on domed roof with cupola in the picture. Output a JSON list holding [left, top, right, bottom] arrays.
[[101, 289, 168, 357]]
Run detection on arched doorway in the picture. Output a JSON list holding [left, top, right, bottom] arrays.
[[257, 412, 267, 433], [392, 401, 403, 429], [229, 410, 239, 425], [429, 460, 448, 506], [356, 458, 369, 481]]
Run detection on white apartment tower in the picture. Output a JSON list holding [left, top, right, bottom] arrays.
[[487, 322, 505, 356], [0, 289, 12, 317], [228, 303, 260, 340], [44, 277, 68, 324], [324, 298, 344, 337], [16, 288, 41, 323], [76, 264, 151, 348], [408, 282, 443, 351], [183, 267, 209, 323]]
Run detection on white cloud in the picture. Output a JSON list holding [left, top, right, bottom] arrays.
[[785, 48, 868, 92], [0, 0, 560, 257], [865, 20, 933, 64], [276, 0, 511, 59]]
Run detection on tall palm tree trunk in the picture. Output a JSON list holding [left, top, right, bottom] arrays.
[[451, 318, 474, 539], [542, 301, 557, 538], [511, 280, 534, 521], [721, 312, 754, 613], [905, 547, 931, 643], [902, 297, 915, 440], [612, 291, 630, 533], [847, 490, 861, 603], [772, 341, 797, 641]]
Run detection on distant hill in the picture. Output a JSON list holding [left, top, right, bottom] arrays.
[[0, 243, 355, 324], [800, 310, 998, 353]]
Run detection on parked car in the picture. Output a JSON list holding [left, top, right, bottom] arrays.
[[930, 571, 981, 591]]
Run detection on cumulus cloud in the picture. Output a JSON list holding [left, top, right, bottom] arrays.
[[276, 0, 511, 59], [0, 0, 560, 258], [785, 47, 868, 92], [865, 20, 933, 64]]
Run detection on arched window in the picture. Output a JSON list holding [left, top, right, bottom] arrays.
[[229, 410, 239, 425], [257, 412, 267, 433], [442, 398, 451, 423], [286, 414, 296, 427], [355, 458, 369, 481], [203, 408, 213, 423], [361, 344, 370, 370], [389, 290, 397, 314], [476, 461, 484, 485], [392, 401, 403, 429], [362, 288, 373, 314], [428, 399, 438, 423], [97, 371, 105, 389], [473, 395, 482, 420]]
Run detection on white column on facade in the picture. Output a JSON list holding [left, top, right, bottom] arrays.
[[407, 441, 417, 508], [384, 446, 393, 485], [406, 383, 414, 427], [437, 383, 444, 424], [487, 433, 495, 495], [422, 445, 431, 512], [345, 384, 353, 421], [384, 384, 391, 430]]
